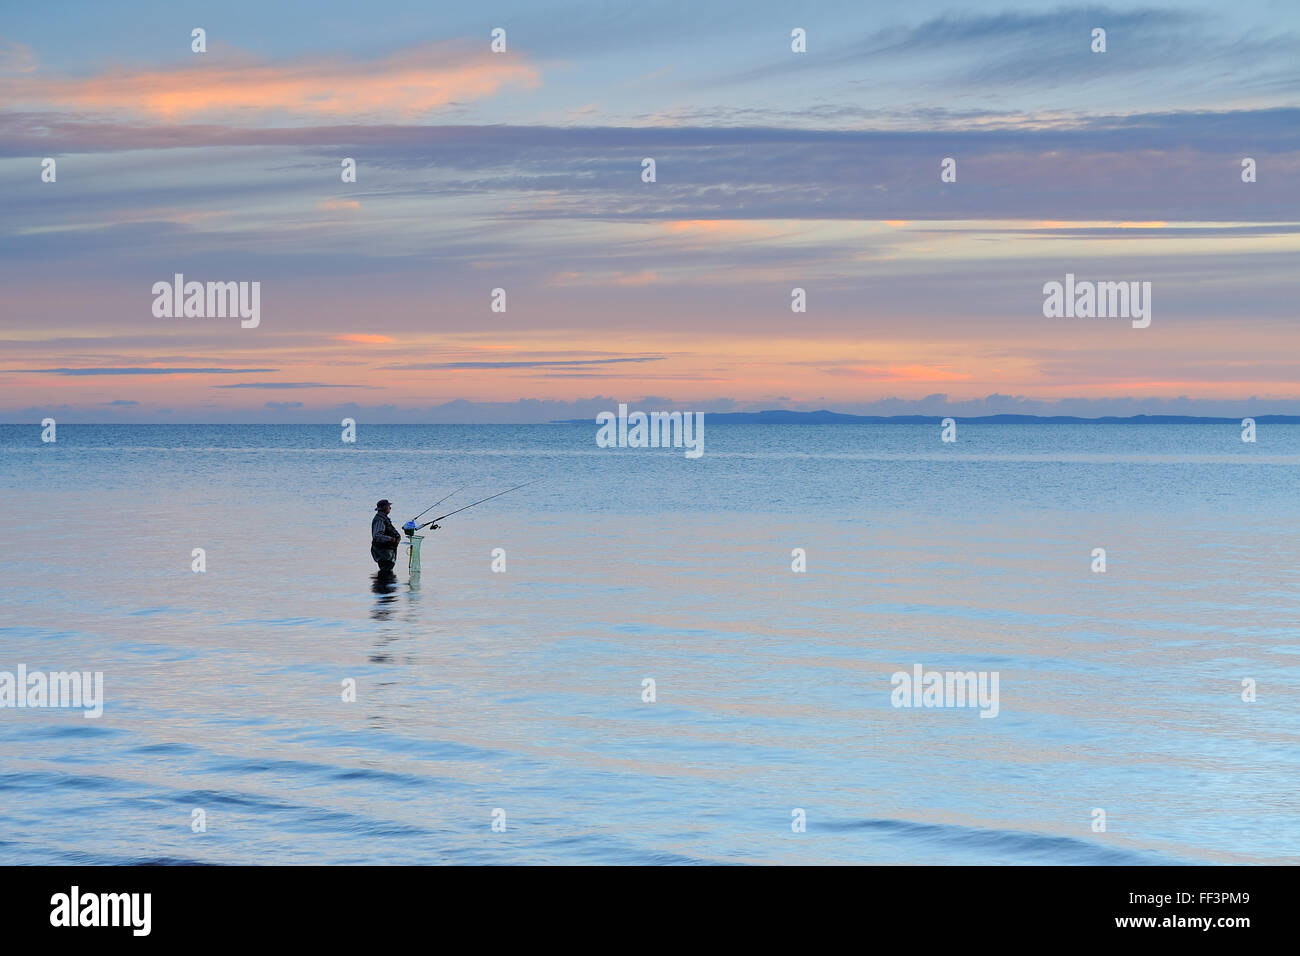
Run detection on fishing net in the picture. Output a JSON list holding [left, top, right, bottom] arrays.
[[407, 534, 423, 572]]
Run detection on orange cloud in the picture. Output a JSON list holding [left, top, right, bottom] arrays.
[[664, 220, 779, 240], [317, 199, 361, 211], [0, 43, 540, 119], [334, 334, 393, 344], [829, 364, 971, 382]]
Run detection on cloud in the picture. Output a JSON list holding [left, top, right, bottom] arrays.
[[3, 111, 1296, 224], [0, 39, 37, 75], [378, 357, 665, 370], [333, 334, 393, 343], [854, 6, 1192, 61], [664, 220, 782, 240], [709, 6, 1268, 90], [17, 367, 277, 375], [824, 364, 972, 382], [612, 270, 659, 287], [100, 399, 139, 406], [265, 401, 304, 410], [547, 270, 661, 287], [210, 382, 371, 389], [0, 42, 540, 122]]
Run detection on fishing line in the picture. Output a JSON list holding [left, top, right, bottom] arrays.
[[430, 479, 540, 523]]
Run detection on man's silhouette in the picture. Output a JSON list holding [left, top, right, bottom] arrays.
[[370, 499, 401, 574]]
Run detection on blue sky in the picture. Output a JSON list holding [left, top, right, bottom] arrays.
[[1, 1, 1298, 421]]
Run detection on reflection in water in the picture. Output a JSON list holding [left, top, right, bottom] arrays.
[[368, 571, 429, 663], [370, 570, 399, 620]]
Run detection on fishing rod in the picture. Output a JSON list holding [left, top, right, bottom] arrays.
[[410, 485, 467, 524], [429, 479, 540, 524]]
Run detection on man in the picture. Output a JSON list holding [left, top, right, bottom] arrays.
[[370, 499, 402, 573]]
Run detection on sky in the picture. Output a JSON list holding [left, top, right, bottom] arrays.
[[1, 0, 1298, 422]]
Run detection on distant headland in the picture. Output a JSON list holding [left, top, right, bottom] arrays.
[[550, 410, 1300, 425]]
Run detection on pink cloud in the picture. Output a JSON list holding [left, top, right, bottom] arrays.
[[0, 42, 540, 120]]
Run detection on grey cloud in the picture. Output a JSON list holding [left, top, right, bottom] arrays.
[[1, 112, 1296, 241]]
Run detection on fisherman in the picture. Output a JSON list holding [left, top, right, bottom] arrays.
[[369, 481, 533, 576], [370, 499, 403, 573]]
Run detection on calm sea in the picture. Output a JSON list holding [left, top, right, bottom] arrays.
[[1, 423, 1298, 864]]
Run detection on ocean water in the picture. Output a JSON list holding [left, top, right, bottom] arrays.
[[1, 422, 1298, 865]]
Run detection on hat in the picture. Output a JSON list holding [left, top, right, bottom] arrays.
[[376, 499, 392, 510]]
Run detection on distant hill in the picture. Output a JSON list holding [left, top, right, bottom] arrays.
[[551, 410, 1300, 424]]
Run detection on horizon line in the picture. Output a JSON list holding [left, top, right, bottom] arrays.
[[5, 413, 1299, 427]]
